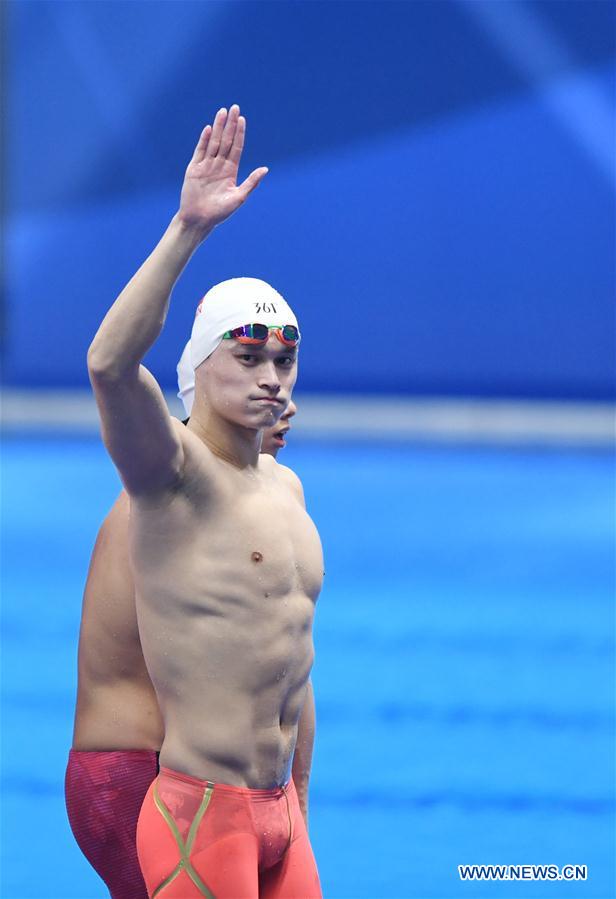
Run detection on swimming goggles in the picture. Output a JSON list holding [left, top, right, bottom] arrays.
[[222, 323, 300, 347]]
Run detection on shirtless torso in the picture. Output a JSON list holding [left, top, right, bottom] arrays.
[[72, 489, 164, 752], [133, 426, 323, 787]]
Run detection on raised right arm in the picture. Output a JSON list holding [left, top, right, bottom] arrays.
[[88, 215, 209, 494], [88, 105, 268, 495]]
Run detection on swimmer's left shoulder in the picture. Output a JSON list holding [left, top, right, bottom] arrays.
[[273, 461, 306, 506]]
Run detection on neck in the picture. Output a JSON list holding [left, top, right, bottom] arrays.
[[187, 404, 262, 469]]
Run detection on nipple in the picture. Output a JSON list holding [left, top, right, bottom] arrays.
[[251, 551, 263, 563]]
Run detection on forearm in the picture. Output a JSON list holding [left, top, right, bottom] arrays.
[[291, 679, 315, 828], [88, 214, 211, 375]]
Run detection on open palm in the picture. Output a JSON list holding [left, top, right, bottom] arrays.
[[179, 104, 268, 230]]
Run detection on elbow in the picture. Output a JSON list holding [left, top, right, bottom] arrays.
[[87, 343, 104, 376], [87, 342, 131, 382], [87, 345, 114, 382]]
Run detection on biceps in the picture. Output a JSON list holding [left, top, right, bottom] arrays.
[[90, 364, 184, 495]]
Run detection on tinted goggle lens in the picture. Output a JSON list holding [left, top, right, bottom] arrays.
[[225, 324, 300, 346], [280, 325, 299, 344], [241, 323, 269, 340]]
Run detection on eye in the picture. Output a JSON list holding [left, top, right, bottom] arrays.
[[238, 353, 258, 363], [276, 355, 296, 367]]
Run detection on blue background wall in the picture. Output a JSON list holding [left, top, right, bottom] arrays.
[[4, 0, 615, 398]]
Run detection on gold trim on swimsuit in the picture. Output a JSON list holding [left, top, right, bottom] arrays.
[[152, 779, 216, 899], [282, 782, 293, 851]]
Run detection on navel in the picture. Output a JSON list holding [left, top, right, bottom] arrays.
[[251, 551, 263, 563]]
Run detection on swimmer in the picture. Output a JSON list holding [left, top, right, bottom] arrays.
[[86, 105, 323, 898], [65, 398, 304, 899]]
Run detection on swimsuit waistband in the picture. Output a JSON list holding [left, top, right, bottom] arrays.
[[159, 765, 292, 798]]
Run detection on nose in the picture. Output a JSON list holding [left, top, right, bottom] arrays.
[[282, 400, 297, 421], [257, 360, 281, 395]]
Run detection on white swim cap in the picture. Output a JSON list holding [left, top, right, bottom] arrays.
[[176, 339, 195, 416], [190, 277, 299, 371]]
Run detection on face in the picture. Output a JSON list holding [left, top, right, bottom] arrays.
[[261, 399, 297, 457], [195, 334, 298, 431]]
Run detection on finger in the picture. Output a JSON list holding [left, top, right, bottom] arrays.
[[228, 115, 245, 167], [190, 124, 212, 164], [206, 107, 228, 158], [219, 103, 240, 159], [238, 166, 269, 201]]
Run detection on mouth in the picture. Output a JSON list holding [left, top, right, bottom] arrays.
[[272, 425, 290, 447], [254, 397, 283, 405]]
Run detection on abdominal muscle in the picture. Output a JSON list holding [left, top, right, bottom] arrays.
[[138, 587, 316, 788]]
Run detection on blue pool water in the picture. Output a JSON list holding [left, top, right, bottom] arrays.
[[1, 435, 614, 898]]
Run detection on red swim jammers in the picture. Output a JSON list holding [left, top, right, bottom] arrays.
[[65, 749, 159, 899], [137, 766, 322, 898]]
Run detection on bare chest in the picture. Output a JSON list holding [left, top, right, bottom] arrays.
[[223, 485, 324, 598], [132, 470, 324, 603]]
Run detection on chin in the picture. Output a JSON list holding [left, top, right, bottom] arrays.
[[255, 406, 282, 425]]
